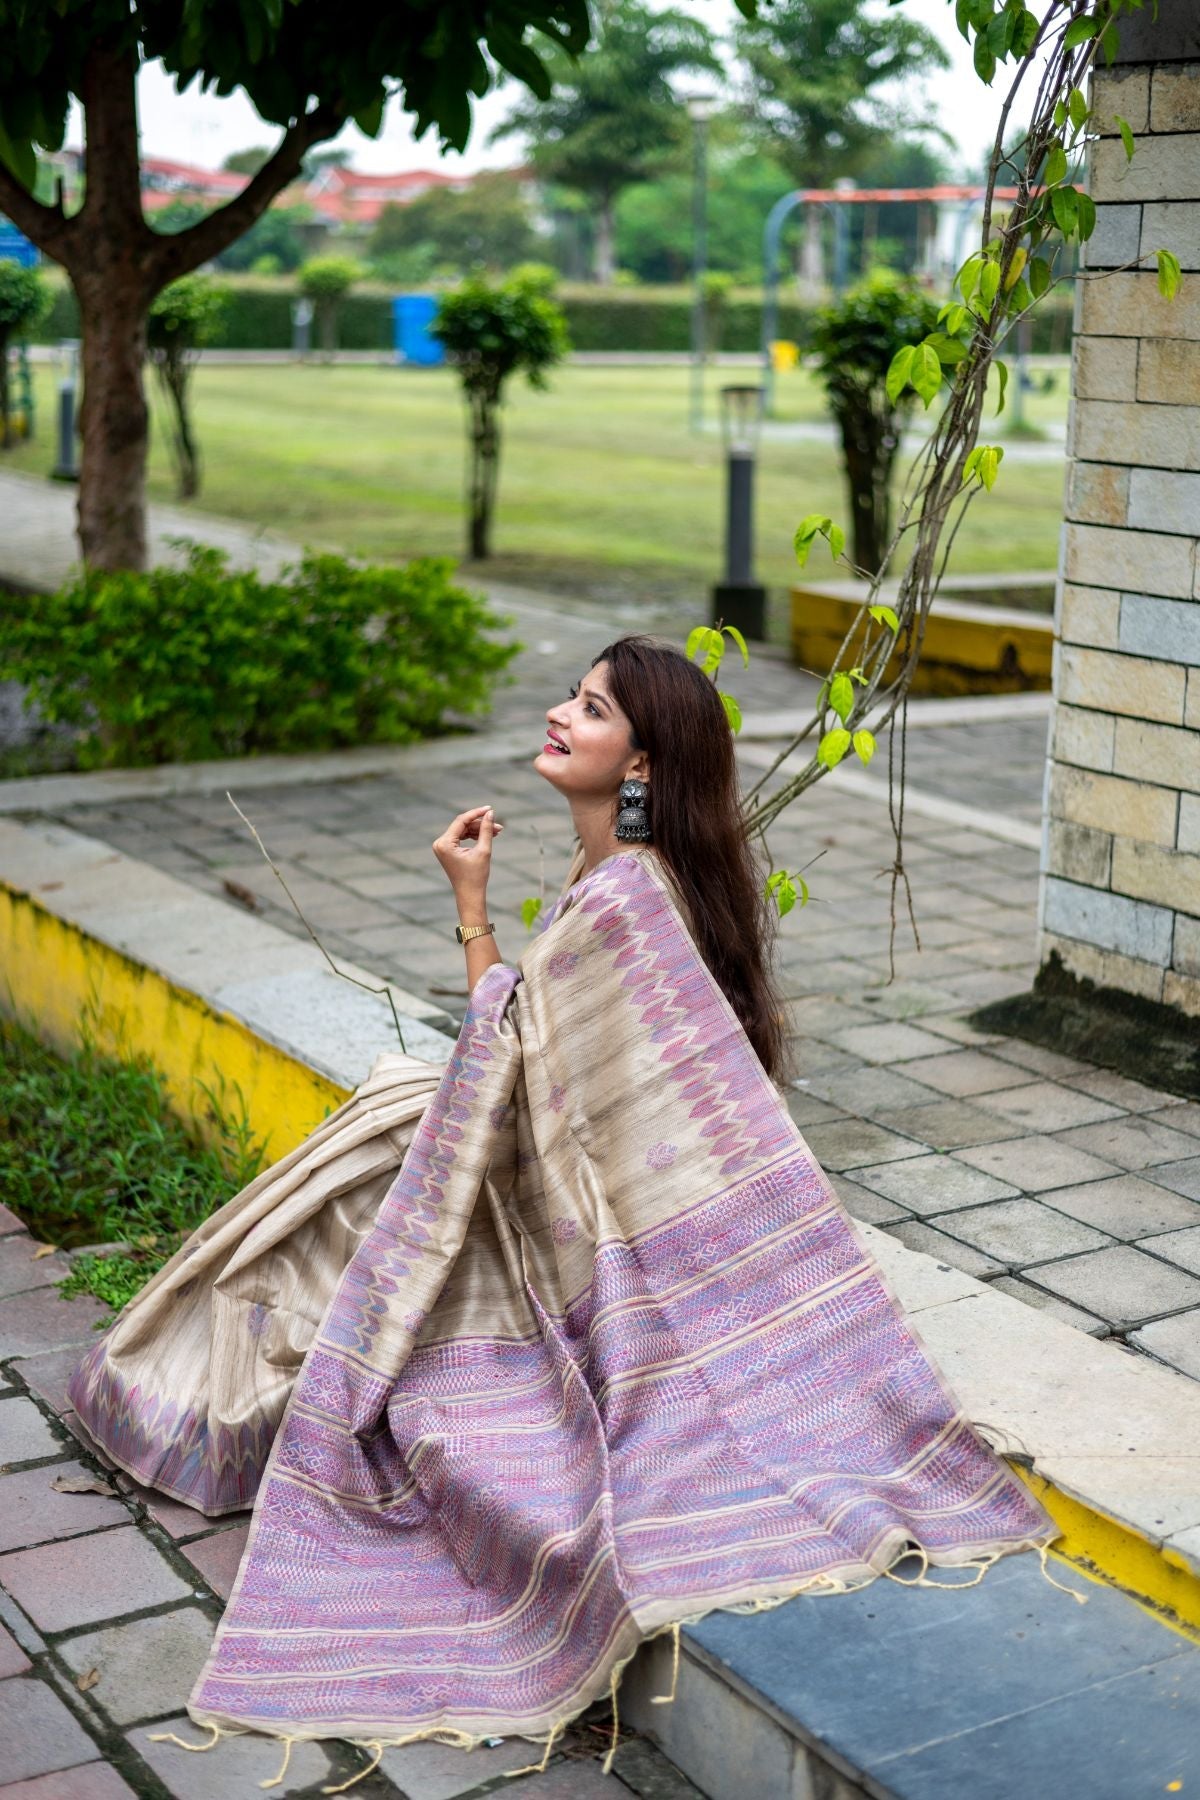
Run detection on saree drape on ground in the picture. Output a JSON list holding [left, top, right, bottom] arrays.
[[69, 847, 1053, 1755]]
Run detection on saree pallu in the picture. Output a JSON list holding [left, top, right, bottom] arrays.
[[69, 847, 1053, 1756]]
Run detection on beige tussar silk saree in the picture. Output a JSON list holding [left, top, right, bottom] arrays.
[[69, 846, 1054, 1762]]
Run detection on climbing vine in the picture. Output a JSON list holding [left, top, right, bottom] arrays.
[[699, 0, 1181, 972]]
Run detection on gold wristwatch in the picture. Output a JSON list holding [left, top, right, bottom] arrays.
[[455, 921, 495, 945]]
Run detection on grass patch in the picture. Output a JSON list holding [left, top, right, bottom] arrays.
[[7, 361, 1069, 619], [0, 1015, 263, 1316]]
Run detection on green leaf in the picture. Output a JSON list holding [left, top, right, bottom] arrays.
[[852, 729, 876, 766], [720, 690, 743, 734], [885, 344, 915, 404], [793, 514, 841, 568], [926, 332, 969, 366], [995, 358, 1009, 414], [911, 341, 943, 407], [980, 260, 1001, 308], [1068, 86, 1089, 132], [1050, 186, 1078, 237], [1075, 192, 1097, 241], [1007, 276, 1033, 313], [765, 869, 798, 918], [829, 672, 855, 723], [817, 727, 852, 769], [973, 33, 996, 82], [0, 118, 37, 192], [1115, 113, 1135, 162], [1063, 13, 1100, 49], [964, 444, 1005, 490], [1028, 255, 1052, 298], [1053, 99, 1067, 129], [765, 868, 809, 916], [1015, 7, 1040, 55], [686, 625, 724, 673], [1044, 143, 1068, 186], [957, 253, 985, 304], [1157, 248, 1182, 300], [868, 603, 900, 634], [520, 896, 543, 932], [723, 624, 750, 667]]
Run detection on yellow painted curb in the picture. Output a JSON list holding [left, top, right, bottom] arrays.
[[791, 585, 1053, 697], [0, 880, 348, 1165], [4, 869, 1197, 1634], [1013, 1467, 1200, 1642]]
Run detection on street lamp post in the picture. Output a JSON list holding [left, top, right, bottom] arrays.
[[712, 384, 767, 641], [50, 338, 80, 483], [687, 94, 715, 436]]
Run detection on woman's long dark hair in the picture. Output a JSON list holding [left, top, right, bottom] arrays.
[[593, 636, 786, 1084]]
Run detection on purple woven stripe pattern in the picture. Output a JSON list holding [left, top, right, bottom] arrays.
[[191, 858, 1049, 1737]]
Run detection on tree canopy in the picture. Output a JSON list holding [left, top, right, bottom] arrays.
[[368, 173, 540, 277], [495, 0, 721, 281], [737, 0, 949, 189], [0, 0, 591, 570]]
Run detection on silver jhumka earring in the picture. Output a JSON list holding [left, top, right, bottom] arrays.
[[615, 779, 651, 842]]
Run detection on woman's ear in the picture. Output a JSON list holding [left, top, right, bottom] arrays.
[[624, 753, 650, 783]]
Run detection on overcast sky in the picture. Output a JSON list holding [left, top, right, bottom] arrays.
[[107, 0, 1009, 184]]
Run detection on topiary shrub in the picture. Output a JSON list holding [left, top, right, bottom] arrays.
[[297, 256, 364, 353], [0, 545, 519, 768], [808, 270, 941, 576]]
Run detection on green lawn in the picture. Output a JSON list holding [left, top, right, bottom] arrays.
[[7, 360, 1069, 608]]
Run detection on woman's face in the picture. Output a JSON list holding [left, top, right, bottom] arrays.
[[534, 660, 648, 800]]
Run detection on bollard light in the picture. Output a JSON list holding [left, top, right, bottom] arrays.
[[292, 297, 314, 360], [50, 337, 80, 483], [711, 384, 767, 641]]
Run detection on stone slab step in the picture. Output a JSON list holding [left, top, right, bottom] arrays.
[[626, 1550, 1200, 1800]]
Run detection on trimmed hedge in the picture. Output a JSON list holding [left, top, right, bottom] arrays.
[[31, 273, 1076, 356]]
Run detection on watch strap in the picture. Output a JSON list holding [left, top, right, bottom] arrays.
[[455, 920, 495, 945]]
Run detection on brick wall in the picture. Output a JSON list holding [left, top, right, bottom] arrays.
[[1038, 1, 1200, 1017]]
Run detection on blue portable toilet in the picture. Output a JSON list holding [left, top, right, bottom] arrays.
[[0, 221, 39, 267], [392, 294, 445, 367]]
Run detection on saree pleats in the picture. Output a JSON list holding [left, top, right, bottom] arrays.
[[69, 847, 1054, 1751]]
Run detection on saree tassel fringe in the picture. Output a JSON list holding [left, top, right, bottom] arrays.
[[600, 1665, 624, 1778], [505, 1721, 566, 1778], [69, 851, 1058, 1759]]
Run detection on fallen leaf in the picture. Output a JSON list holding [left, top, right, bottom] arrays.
[[32, 1244, 58, 1260], [222, 878, 261, 912], [51, 1473, 114, 1496], [76, 1667, 100, 1692]]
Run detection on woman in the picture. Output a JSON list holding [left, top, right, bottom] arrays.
[[69, 636, 1053, 1780]]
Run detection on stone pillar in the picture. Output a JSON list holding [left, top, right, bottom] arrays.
[[1038, 2, 1200, 1020]]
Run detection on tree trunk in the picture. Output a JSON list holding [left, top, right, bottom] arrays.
[[73, 43, 156, 572], [152, 354, 200, 500], [594, 196, 616, 285], [837, 401, 900, 578], [467, 390, 502, 559]]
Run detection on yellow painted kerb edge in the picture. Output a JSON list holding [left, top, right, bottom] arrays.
[[1012, 1468, 1200, 1642], [4, 877, 1197, 1635], [0, 878, 348, 1164]]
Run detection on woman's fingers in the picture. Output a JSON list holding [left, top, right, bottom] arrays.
[[432, 808, 504, 855]]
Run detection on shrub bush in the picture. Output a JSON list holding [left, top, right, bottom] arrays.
[[0, 545, 518, 768]]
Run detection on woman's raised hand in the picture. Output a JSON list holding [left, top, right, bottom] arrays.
[[432, 806, 504, 914]]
